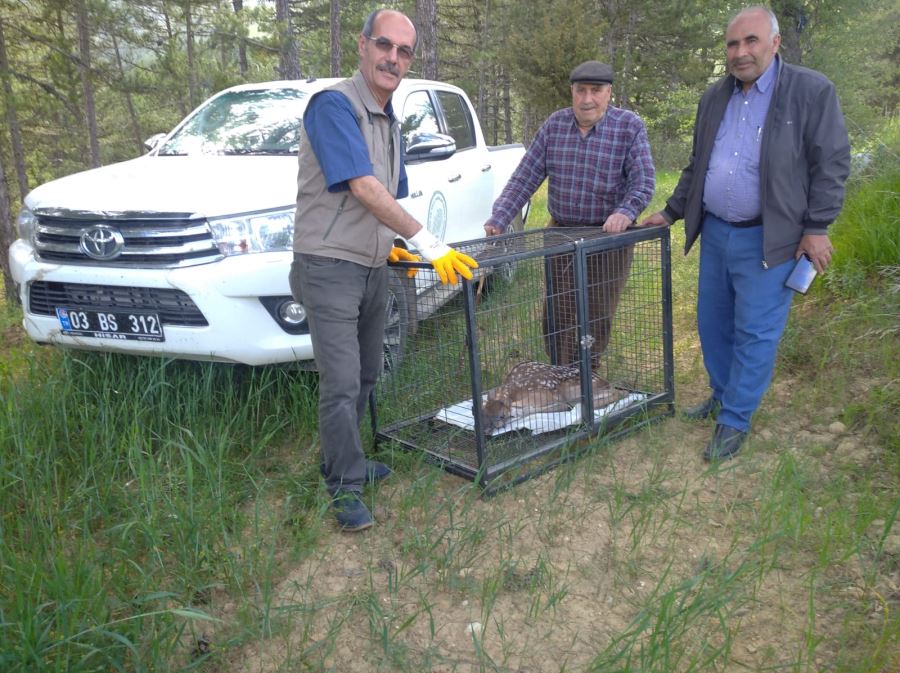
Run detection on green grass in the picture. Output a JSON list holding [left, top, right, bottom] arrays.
[[828, 157, 900, 295], [0, 352, 326, 671], [0, 164, 898, 671]]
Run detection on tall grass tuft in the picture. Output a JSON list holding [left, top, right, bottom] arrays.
[[0, 352, 318, 671], [778, 149, 899, 459], [827, 151, 899, 295]]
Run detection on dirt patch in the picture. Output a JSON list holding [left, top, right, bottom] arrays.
[[2, 322, 27, 349], [215, 399, 895, 672], [202, 286, 897, 672]]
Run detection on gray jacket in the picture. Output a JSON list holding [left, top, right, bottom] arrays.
[[664, 59, 851, 268], [293, 70, 402, 268]]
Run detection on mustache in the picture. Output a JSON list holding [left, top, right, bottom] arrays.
[[376, 62, 401, 76]]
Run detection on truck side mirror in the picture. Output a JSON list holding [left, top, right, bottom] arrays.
[[405, 132, 456, 162], [143, 133, 167, 153]]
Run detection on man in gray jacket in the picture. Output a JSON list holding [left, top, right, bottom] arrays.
[[290, 9, 477, 531], [642, 6, 850, 460]]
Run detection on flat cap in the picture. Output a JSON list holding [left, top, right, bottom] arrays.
[[569, 60, 614, 84]]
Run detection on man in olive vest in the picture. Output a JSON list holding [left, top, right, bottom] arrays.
[[289, 8, 477, 531]]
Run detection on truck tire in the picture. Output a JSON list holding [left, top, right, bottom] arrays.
[[484, 211, 525, 291], [383, 269, 416, 374], [507, 211, 525, 235]]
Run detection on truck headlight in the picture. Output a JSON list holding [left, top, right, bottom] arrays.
[[208, 207, 295, 256], [15, 206, 38, 242]]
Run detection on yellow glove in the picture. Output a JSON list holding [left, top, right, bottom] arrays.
[[408, 228, 479, 285], [387, 246, 420, 278], [430, 249, 478, 285]]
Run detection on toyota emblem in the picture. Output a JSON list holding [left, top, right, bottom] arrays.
[[79, 224, 125, 260]]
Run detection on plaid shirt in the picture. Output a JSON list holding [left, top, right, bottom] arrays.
[[487, 106, 655, 230]]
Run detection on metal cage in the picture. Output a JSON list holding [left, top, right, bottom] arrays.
[[375, 226, 675, 493]]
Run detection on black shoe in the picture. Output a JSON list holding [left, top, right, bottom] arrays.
[[331, 490, 374, 532], [365, 460, 393, 483], [681, 395, 721, 421], [320, 460, 393, 485], [703, 424, 748, 462]]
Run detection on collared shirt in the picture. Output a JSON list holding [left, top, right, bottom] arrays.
[[703, 56, 778, 222], [486, 106, 654, 230], [303, 90, 409, 198]]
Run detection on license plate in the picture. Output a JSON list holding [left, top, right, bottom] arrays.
[[56, 308, 165, 342]]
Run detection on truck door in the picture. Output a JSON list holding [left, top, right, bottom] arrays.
[[398, 89, 442, 232], [433, 90, 493, 243]]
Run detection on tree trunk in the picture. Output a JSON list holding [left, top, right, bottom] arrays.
[[75, 0, 100, 167], [112, 34, 144, 155], [772, 0, 805, 64], [232, 0, 248, 76], [476, 73, 485, 125], [475, 0, 489, 124], [502, 70, 512, 144], [616, 6, 636, 109], [276, 0, 301, 79], [184, 1, 198, 109], [489, 70, 498, 144], [161, 6, 188, 118], [0, 19, 28, 201], [0, 150, 15, 301], [601, 0, 619, 65], [523, 107, 534, 147], [330, 0, 341, 76], [415, 0, 438, 79]]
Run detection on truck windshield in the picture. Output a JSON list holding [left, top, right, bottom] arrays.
[[158, 88, 309, 156]]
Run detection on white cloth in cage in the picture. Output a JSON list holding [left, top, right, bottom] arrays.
[[434, 391, 648, 436]]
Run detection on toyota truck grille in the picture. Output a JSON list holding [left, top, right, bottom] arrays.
[[33, 213, 223, 268], [29, 281, 208, 327]]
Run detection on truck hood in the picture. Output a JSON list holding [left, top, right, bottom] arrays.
[[25, 155, 299, 218]]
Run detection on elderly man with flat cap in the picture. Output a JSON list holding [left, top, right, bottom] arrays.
[[485, 60, 655, 369]]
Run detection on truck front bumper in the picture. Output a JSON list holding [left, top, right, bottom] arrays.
[[9, 240, 315, 366]]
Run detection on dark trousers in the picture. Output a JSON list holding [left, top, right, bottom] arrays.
[[542, 223, 633, 368], [290, 254, 387, 494]]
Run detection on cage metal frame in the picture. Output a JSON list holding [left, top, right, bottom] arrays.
[[375, 225, 675, 494]]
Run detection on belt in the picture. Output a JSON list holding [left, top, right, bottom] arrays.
[[727, 216, 762, 228]]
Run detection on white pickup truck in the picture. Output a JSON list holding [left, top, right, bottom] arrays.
[[9, 78, 527, 366]]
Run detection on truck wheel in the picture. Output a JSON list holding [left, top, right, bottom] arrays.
[[383, 269, 416, 374], [507, 211, 525, 234], [484, 212, 525, 291]]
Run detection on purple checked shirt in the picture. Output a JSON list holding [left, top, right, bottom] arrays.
[[486, 106, 655, 231], [703, 56, 778, 222]]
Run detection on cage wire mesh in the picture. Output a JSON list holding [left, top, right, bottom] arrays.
[[376, 226, 674, 493]]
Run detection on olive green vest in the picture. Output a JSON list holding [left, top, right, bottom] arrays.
[[292, 70, 402, 267]]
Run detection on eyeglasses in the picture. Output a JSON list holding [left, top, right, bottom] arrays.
[[366, 36, 415, 62]]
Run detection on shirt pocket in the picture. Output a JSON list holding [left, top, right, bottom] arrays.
[[588, 151, 621, 195]]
